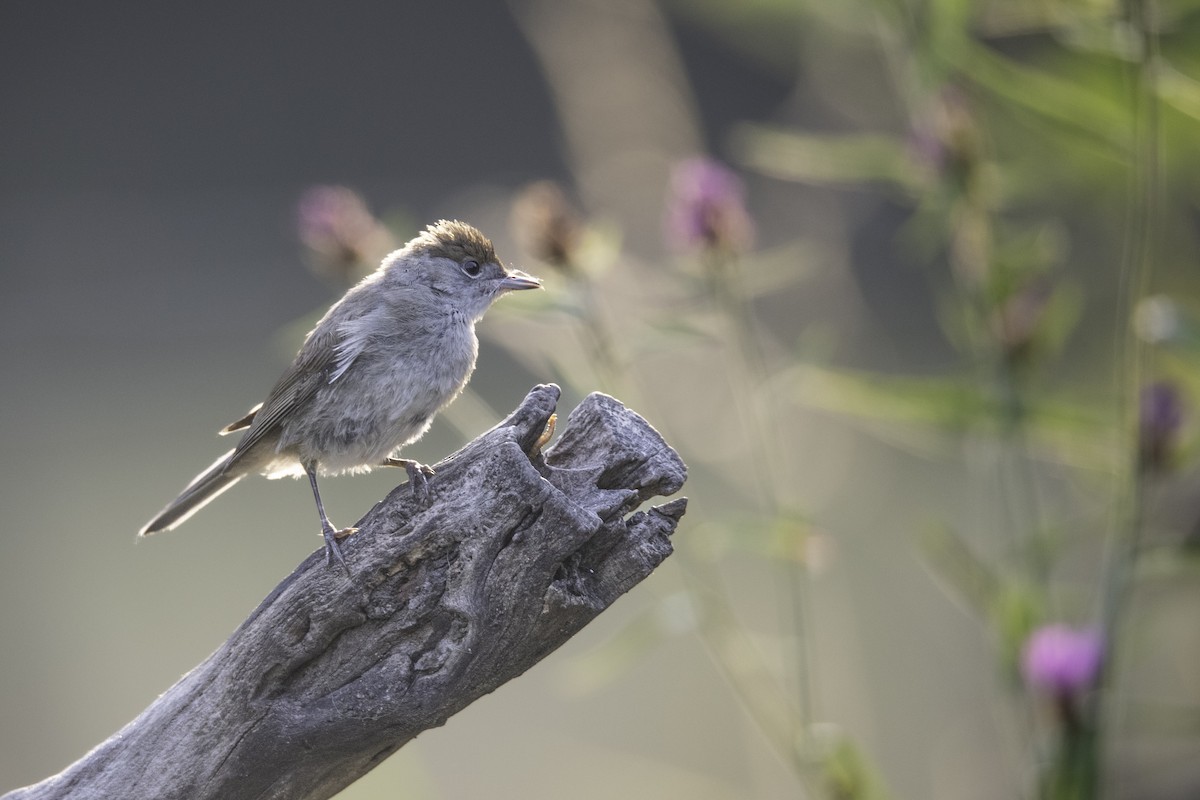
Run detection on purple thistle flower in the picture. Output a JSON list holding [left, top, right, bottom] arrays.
[[666, 158, 754, 253], [1020, 624, 1104, 697], [297, 186, 370, 247], [1140, 380, 1184, 472], [296, 186, 394, 285]]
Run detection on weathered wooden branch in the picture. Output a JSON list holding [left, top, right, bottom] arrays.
[[4, 384, 687, 800]]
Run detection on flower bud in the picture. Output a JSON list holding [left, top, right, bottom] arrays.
[[1139, 380, 1184, 473], [665, 158, 754, 254], [991, 279, 1053, 367], [509, 181, 582, 272]]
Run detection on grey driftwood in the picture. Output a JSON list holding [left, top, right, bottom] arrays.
[[3, 384, 687, 800]]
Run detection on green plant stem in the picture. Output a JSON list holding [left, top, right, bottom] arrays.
[[702, 248, 817, 758], [1094, 1, 1159, 797], [564, 261, 816, 782], [869, 1, 1057, 780], [677, 545, 815, 783], [995, 364, 1053, 589], [569, 272, 626, 398]]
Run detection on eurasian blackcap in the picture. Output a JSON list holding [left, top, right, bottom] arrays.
[[139, 220, 541, 574]]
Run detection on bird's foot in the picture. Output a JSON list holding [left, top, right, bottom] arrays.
[[383, 457, 436, 498], [321, 524, 353, 578]]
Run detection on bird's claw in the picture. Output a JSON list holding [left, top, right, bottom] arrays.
[[404, 461, 435, 498], [383, 457, 435, 499], [321, 524, 353, 578]]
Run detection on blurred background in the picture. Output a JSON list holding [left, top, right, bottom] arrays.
[[4, 1, 1200, 798]]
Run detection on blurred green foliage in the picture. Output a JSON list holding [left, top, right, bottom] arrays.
[[542, 0, 1200, 797], [298, 0, 1200, 797]]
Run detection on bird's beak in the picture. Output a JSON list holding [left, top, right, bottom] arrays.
[[497, 269, 542, 292]]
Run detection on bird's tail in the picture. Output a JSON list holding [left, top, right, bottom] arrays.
[[138, 449, 244, 537]]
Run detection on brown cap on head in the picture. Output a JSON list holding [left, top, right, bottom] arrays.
[[412, 219, 499, 266]]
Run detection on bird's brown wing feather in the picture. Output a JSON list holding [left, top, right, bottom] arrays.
[[225, 329, 338, 471], [219, 403, 263, 435]]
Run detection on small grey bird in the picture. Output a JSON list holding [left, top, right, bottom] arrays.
[[139, 220, 541, 574]]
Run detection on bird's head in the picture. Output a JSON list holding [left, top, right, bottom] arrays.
[[383, 220, 541, 321]]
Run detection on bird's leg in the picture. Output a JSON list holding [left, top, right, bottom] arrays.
[[305, 462, 353, 577], [381, 457, 435, 497]]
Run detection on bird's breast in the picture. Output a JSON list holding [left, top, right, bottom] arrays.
[[287, 320, 478, 473]]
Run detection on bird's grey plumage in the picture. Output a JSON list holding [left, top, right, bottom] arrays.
[[139, 220, 541, 572]]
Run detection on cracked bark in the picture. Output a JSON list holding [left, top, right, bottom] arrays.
[[3, 384, 687, 800]]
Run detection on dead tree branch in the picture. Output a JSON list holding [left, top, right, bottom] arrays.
[[3, 384, 687, 800]]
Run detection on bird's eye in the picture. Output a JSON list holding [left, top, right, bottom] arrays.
[[462, 260, 482, 278]]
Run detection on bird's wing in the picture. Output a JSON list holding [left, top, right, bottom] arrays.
[[219, 402, 263, 435], [226, 327, 339, 469]]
